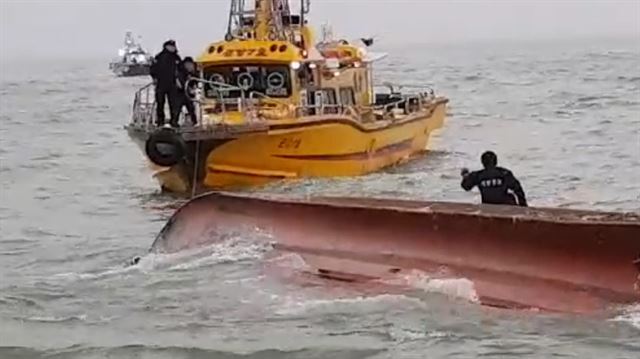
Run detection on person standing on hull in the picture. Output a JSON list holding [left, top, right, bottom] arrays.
[[150, 40, 181, 127], [174, 57, 199, 126], [461, 151, 528, 207]]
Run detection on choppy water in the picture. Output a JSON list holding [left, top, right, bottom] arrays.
[[1, 38, 639, 358]]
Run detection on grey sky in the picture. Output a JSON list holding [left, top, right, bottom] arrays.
[[1, 0, 639, 60]]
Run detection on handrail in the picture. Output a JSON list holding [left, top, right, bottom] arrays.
[[379, 82, 435, 95], [187, 77, 245, 92], [131, 82, 155, 128], [373, 97, 406, 112], [128, 78, 438, 132]]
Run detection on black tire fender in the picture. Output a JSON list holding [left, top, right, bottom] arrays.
[[144, 127, 186, 167]]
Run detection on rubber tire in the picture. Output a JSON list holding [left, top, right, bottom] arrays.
[[145, 127, 186, 167]]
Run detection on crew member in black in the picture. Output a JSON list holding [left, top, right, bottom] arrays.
[[175, 57, 199, 126], [461, 151, 528, 207], [150, 40, 181, 127]]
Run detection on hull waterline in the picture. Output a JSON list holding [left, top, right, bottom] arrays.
[[151, 192, 640, 314]]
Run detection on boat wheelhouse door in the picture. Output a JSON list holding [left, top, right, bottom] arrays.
[[314, 90, 324, 115], [303, 90, 323, 116]]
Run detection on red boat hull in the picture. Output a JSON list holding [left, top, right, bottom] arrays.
[[152, 192, 640, 313]]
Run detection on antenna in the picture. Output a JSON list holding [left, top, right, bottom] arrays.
[[226, 0, 309, 42], [320, 22, 334, 42]]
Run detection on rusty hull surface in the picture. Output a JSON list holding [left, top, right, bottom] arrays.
[[151, 192, 640, 313]]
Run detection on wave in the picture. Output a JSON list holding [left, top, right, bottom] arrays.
[[584, 51, 635, 60], [22, 314, 87, 324], [617, 76, 640, 83], [263, 252, 310, 271], [560, 94, 623, 110], [388, 327, 453, 343], [51, 261, 142, 282], [39, 88, 69, 96], [274, 293, 427, 316], [380, 269, 480, 303], [0, 295, 41, 309], [611, 304, 640, 330], [576, 95, 617, 102], [605, 99, 640, 107], [0, 345, 384, 359], [165, 236, 273, 271], [51, 235, 273, 282], [463, 74, 483, 81]]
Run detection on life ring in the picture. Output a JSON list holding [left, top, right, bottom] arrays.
[[237, 73, 254, 90], [209, 73, 225, 84], [267, 72, 285, 89], [145, 127, 186, 167]]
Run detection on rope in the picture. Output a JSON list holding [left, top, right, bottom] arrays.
[[191, 137, 200, 199], [190, 84, 205, 199]]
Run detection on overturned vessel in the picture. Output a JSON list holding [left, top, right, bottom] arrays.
[[152, 192, 640, 314], [109, 31, 152, 77], [125, 0, 448, 193]]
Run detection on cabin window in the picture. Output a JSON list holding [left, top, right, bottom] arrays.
[[203, 65, 292, 99], [306, 89, 338, 115], [339, 88, 355, 106], [322, 89, 338, 114], [297, 64, 316, 87], [282, 15, 302, 26], [322, 89, 337, 105], [308, 89, 336, 105]]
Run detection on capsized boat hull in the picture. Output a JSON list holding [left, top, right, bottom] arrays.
[[129, 98, 447, 192], [152, 192, 640, 313]]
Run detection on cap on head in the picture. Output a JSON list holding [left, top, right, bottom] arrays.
[[481, 151, 498, 168], [163, 39, 176, 48], [183, 56, 194, 64]]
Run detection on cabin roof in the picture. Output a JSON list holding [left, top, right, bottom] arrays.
[[198, 40, 304, 65]]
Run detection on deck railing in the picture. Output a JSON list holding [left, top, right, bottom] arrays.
[[129, 78, 438, 133]]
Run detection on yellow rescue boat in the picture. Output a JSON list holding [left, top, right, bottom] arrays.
[[126, 0, 448, 193]]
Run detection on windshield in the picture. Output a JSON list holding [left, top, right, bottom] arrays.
[[203, 65, 291, 99]]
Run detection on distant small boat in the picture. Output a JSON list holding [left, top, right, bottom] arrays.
[[109, 31, 152, 77]]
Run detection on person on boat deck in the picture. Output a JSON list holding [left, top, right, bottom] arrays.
[[150, 40, 182, 127], [460, 151, 528, 207], [174, 57, 199, 126]]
